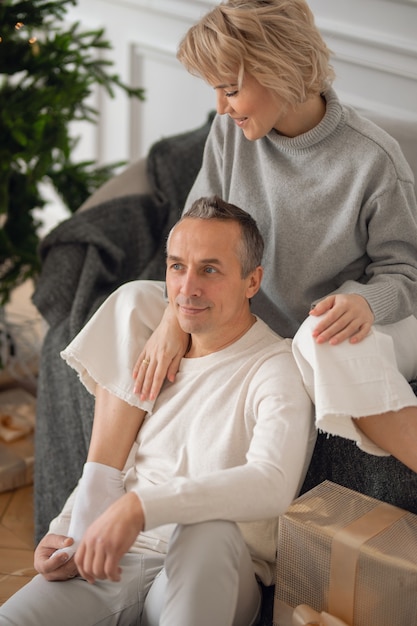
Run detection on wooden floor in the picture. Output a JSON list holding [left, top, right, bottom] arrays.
[[0, 281, 42, 606], [0, 482, 36, 605], [0, 384, 36, 605]]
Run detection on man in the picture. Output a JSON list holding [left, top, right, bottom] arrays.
[[0, 196, 315, 626]]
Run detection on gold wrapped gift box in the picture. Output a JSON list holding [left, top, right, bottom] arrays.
[[273, 481, 417, 626]]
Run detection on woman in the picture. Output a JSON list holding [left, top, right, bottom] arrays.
[[56, 0, 417, 559], [134, 0, 417, 467]]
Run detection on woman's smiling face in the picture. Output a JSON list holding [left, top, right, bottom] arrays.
[[213, 73, 289, 140]]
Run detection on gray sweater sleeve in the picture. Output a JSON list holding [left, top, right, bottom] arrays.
[[328, 118, 417, 325]]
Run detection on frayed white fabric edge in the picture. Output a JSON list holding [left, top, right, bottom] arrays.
[[60, 347, 155, 415], [316, 414, 389, 456]]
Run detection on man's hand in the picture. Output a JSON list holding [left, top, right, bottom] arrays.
[[74, 492, 145, 584], [34, 534, 78, 581], [133, 303, 189, 401], [309, 293, 374, 345]]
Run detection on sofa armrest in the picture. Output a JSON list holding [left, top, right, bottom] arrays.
[[78, 158, 151, 212]]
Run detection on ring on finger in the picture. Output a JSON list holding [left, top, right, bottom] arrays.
[[142, 358, 150, 367]]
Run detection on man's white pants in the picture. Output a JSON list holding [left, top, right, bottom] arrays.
[[0, 521, 261, 626]]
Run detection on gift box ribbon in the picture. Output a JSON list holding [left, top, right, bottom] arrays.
[[292, 604, 349, 626], [328, 502, 407, 624]]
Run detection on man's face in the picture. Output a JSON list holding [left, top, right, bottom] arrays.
[[166, 218, 260, 344]]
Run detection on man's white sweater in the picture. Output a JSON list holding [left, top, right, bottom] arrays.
[[55, 315, 315, 586]]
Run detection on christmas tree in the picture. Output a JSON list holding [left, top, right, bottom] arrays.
[[0, 0, 144, 304]]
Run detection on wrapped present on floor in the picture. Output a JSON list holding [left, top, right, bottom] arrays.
[[0, 387, 35, 492], [273, 481, 417, 626]]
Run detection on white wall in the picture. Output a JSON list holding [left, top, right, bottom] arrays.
[[41, 0, 417, 232], [66, 0, 217, 165], [308, 0, 417, 118]]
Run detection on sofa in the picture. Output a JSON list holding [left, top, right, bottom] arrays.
[[32, 107, 417, 625]]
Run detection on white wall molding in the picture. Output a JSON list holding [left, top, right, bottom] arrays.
[[318, 18, 417, 80], [103, 0, 215, 22], [312, 14, 417, 119], [129, 43, 183, 160], [129, 40, 213, 160]]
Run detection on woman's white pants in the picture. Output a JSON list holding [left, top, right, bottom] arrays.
[[292, 314, 417, 455], [63, 279, 417, 455]]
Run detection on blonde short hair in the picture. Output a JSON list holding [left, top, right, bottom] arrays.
[[177, 0, 335, 105]]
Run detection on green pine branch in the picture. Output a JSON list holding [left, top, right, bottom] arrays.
[[0, 0, 145, 305]]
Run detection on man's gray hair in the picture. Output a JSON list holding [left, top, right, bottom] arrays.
[[168, 196, 264, 277]]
